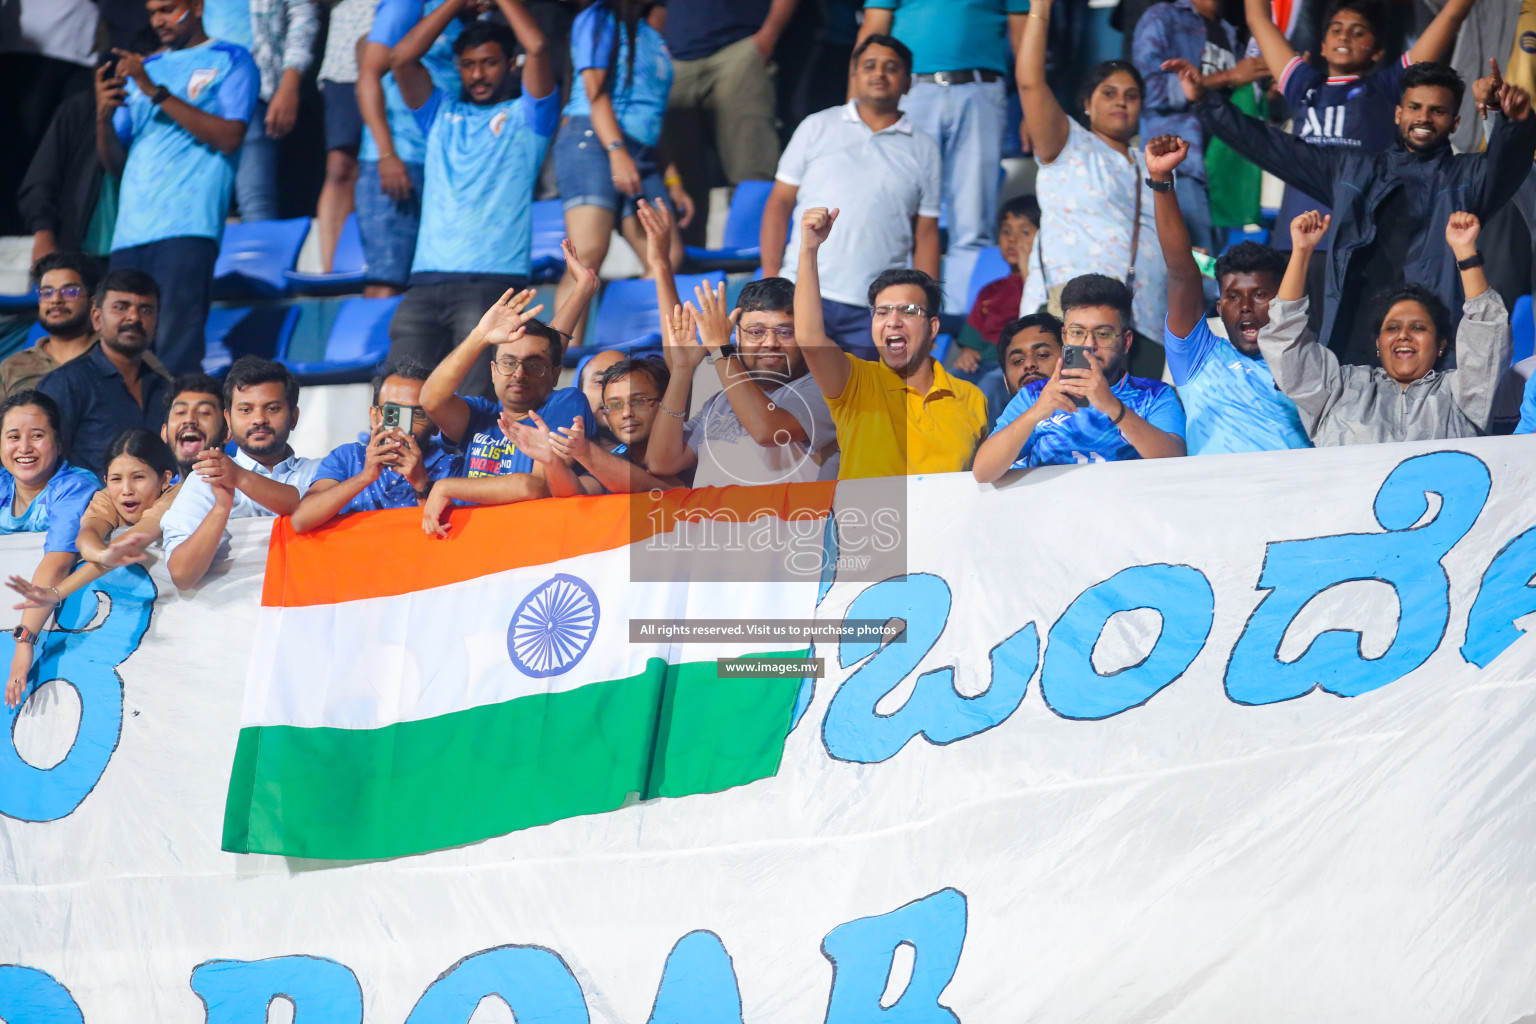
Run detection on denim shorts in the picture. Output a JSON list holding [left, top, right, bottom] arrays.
[[322, 79, 363, 152], [356, 158, 425, 287], [554, 115, 670, 220]]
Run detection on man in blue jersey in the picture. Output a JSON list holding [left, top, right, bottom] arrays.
[[96, 0, 258, 376], [385, 0, 559, 399], [973, 274, 1186, 480], [356, 0, 464, 298], [418, 288, 597, 535], [1145, 134, 1309, 455]]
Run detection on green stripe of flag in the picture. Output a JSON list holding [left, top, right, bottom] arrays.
[[222, 652, 807, 860]]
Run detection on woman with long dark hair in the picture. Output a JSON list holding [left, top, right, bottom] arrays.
[[553, 0, 692, 344]]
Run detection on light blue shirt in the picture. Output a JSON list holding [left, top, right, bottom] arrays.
[[202, 0, 255, 51], [994, 373, 1186, 467], [409, 87, 560, 278], [359, 0, 462, 164], [1165, 316, 1311, 455], [0, 463, 101, 554], [160, 447, 322, 560], [1516, 373, 1536, 435], [111, 40, 258, 251], [563, 3, 673, 147]]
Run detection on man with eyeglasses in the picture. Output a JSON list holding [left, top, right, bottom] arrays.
[[3, 253, 104, 398], [973, 273, 1186, 481], [646, 276, 839, 486], [794, 206, 988, 479], [291, 363, 462, 532], [418, 287, 597, 526]]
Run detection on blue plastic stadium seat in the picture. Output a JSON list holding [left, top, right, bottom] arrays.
[[203, 305, 300, 376], [0, 288, 37, 313], [25, 322, 47, 347], [530, 199, 566, 282], [282, 295, 403, 385], [283, 214, 366, 294], [1225, 226, 1270, 250], [932, 333, 952, 365], [214, 217, 311, 299], [684, 179, 774, 269], [1513, 294, 1534, 365], [963, 246, 1013, 312]]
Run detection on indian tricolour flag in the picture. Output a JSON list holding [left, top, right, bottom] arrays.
[[222, 483, 834, 860]]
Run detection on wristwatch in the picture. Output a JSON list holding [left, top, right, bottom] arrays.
[[709, 342, 739, 364], [604, 139, 624, 153], [11, 625, 37, 646], [151, 84, 171, 106], [1145, 174, 1175, 193]]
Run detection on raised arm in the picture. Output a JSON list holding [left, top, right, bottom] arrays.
[[421, 289, 543, 445], [549, 239, 600, 336], [645, 303, 704, 477], [1444, 212, 1512, 431], [1015, 0, 1070, 163], [794, 207, 853, 401], [495, 0, 551, 99], [392, 0, 467, 109], [1258, 211, 1340, 434], [1409, 0, 1478, 64], [1474, 83, 1536, 217], [636, 199, 682, 322], [1146, 135, 1205, 339], [694, 281, 809, 445], [1243, 0, 1298, 80]]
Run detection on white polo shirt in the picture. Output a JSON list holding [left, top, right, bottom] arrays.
[[775, 100, 942, 307]]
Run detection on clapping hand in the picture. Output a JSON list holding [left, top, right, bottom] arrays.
[[636, 198, 674, 271], [560, 238, 599, 294], [473, 288, 543, 347], [508, 410, 571, 467], [549, 416, 592, 465], [691, 281, 735, 356], [662, 302, 706, 373]]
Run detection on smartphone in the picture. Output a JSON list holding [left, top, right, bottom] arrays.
[[101, 54, 120, 81], [1059, 345, 1091, 407], [380, 403, 413, 436]]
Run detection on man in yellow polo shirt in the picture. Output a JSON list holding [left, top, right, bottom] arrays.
[[793, 206, 988, 479]]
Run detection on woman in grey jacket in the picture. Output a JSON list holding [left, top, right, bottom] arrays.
[[1259, 209, 1511, 446]]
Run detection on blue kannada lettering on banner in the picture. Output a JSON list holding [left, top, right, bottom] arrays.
[[1225, 450, 1490, 705], [0, 566, 156, 823], [1461, 524, 1536, 668], [1041, 563, 1216, 720], [190, 956, 363, 1024], [822, 888, 967, 1024], [645, 931, 743, 1023], [0, 966, 84, 1024], [403, 945, 590, 1024], [822, 573, 1037, 763]]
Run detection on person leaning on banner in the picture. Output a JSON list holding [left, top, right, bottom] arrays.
[[1146, 133, 1309, 455], [972, 274, 1186, 482], [793, 207, 988, 479], [1259, 209, 1511, 446], [5, 428, 180, 708], [160, 357, 321, 590], [417, 269, 598, 534], [637, 197, 839, 486], [291, 364, 461, 533]]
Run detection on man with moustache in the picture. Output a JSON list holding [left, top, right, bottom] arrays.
[[647, 276, 840, 486], [996, 313, 1064, 400], [161, 372, 228, 477], [37, 268, 173, 477], [2, 253, 106, 398], [160, 356, 320, 589]]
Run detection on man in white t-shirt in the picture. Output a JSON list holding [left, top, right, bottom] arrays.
[[759, 33, 942, 360], [648, 277, 839, 487]]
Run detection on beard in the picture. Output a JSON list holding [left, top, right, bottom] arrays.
[[42, 307, 91, 338], [102, 325, 150, 357]]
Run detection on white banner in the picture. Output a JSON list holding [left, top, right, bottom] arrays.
[[5, 437, 1536, 1023]]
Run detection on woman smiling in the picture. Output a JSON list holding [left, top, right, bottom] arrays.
[[1259, 210, 1511, 446]]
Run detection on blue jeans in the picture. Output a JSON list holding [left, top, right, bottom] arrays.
[[110, 235, 219, 375], [235, 98, 278, 221], [902, 79, 1007, 314], [356, 158, 425, 288]]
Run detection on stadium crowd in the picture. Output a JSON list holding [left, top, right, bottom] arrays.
[[6, 0, 1536, 703]]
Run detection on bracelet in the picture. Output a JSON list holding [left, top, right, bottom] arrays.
[[1110, 399, 1128, 426], [46, 586, 61, 605], [658, 403, 686, 419], [1027, 10, 1047, 21], [1455, 252, 1485, 270], [664, 174, 683, 188]]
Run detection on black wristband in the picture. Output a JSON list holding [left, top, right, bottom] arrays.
[[1145, 175, 1175, 193], [1456, 252, 1485, 270], [1110, 399, 1128, 426], [151, 84, 170, 106]]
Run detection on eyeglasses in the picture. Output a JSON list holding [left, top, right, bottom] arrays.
[[492, 356, 551, 379], [871, 303, 929, 320], [38, 285, 84, 301], [739, 325, 795, 341], [602, 396, 661, 414], [1063, 325, 1123, 344]]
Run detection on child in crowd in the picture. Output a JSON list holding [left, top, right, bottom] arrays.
[[949, 195, 1040, 421]]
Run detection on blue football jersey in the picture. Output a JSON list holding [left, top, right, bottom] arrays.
[[111, 40, 258, 250], [1165, 317, 1311, 455], [994, 373, 1187, 467], [409, 87, 560, 277], [360, 0, 463, 164]]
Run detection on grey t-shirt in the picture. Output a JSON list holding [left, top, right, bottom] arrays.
[[683, 372, 839, 486]]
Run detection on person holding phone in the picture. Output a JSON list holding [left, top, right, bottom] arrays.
[[290, 363, 461, 533], [972, 273, 1186, 482]]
